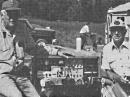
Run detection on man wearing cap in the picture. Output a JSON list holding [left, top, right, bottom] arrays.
[[79, 24, 94, 50], [0, 9, 23, 97], [0, 9, 40, 97], [101, 19, 130, 96], [0, 1, 40, 97], [2, 0, 19, 9]]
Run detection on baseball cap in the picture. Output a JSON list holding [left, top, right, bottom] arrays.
[[5, 8, 21, 20], [110, 19, 126, 29]]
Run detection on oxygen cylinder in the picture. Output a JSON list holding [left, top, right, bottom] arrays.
[[76, 37, 81, 51]]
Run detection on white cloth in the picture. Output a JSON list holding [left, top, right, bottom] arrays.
[[79, 25, 89, 33], [44, 45, 58, 55]]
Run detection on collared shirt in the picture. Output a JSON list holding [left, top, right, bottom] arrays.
[[0, 30, 24, 74], [101, 40, 130, 76], [0, 31, 14, 61], [0, 31, 15, 73]]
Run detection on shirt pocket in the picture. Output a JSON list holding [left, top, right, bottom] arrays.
[[107, 56, 116, 65], [121, 53, 130, 60]]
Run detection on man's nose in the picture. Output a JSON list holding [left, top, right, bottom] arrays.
[[115, 31, 119, 34]]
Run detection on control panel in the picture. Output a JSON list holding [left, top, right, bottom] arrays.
[[31, 56, 100, 93]]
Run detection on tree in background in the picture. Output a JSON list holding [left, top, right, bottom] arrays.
[[0, 0, 4, 10], [1, 0, 130, 22], [80, 0, 92, 22], [20, 0, 39, 17], [66, 0, 83, 21], [93, 0, 104, 22], [38, 0, 49, 19], [47, 0, 71, 21], [111, 0, 126, 7]]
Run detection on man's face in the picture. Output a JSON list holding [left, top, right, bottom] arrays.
[[1, 9, 19, 34], [110, 27, 126, 43], [6, 17, 16, 33]]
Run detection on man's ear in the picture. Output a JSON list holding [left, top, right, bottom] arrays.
[[123, 31, 127, 36]]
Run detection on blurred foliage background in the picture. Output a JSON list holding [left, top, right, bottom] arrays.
[[29, 18, 105, 48], [1, 0, 130, 23], [0, 0, 129, 48]]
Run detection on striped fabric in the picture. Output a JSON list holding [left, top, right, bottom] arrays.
[[101, 85, 116, 97], [101, 83, 128, 97]]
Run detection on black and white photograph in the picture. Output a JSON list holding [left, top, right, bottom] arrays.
[[0, 0, 130, 97]]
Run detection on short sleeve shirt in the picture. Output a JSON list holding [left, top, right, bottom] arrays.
[[79, 25, 89, 34], [101, 40, 130, 76]]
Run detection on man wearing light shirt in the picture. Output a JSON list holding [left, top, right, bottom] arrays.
[[79, 24, 94, 49], [0, 5, 40, 97], [79, 24, 89, 34], [101, 18, 130, 97], [101, 19, 130, 78]]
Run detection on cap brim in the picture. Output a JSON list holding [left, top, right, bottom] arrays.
[[109, 26, 127, 32], [110, 26, 126, 29]]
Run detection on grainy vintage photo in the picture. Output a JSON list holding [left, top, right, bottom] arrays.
[[0, 0, 130, 97]]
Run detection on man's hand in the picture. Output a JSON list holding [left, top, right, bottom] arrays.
[[57, 50, 69, 58], [100, 69, 122, 83], [101, 78, 113, 86], [106, 70, 122, 83], [16, 60, 23, 65]]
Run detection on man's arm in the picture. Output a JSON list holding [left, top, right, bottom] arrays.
[[101, 47, 110, 70], [101, 47, 122, 83], [15, 41, 24, 60], [100, 47, 110, 78], [14, 41, 24, 66]]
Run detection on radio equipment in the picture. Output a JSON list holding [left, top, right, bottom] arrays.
[[31, 55, 101, 97]]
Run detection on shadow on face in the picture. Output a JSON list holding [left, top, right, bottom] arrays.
[[110, 27, 126, 43]]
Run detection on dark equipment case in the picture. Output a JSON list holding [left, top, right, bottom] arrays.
[[31, 55, 101, 97]]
